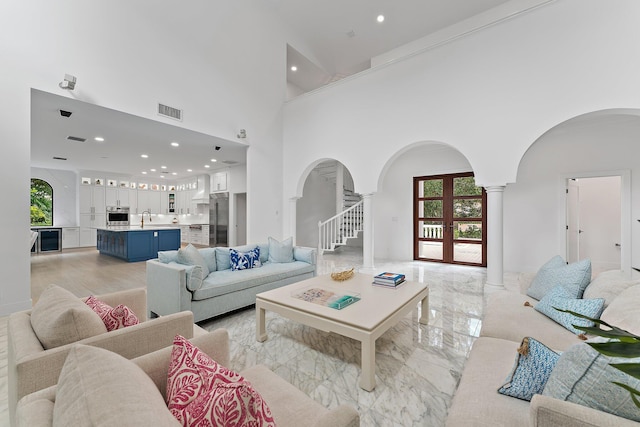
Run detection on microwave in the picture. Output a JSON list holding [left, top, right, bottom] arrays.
[[106, 206, 130, 226]]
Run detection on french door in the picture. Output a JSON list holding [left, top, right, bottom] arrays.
[[413, 172, 487, 266]]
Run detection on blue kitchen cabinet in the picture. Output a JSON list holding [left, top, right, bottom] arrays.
[[97, 228, 180, 262]]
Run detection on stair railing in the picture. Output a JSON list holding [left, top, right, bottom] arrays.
[[318, 200, 363, 254]]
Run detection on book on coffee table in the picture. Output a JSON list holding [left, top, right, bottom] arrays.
[[373, 272, 406, 287], [292, 287, 361, 310]]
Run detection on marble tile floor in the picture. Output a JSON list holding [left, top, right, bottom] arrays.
[[199, 248, 489, 426], [0, 246, 507, 426]]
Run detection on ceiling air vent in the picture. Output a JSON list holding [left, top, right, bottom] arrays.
[[222, 160, 238, 165], [158, 103, 183, 121], [52, 156, 67, 161], [66, 136, 86, 142]]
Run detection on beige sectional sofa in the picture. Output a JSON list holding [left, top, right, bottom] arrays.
[[16, 329, 360, 427], [8, 287, 204, 426], [446, 269, 640, 426]]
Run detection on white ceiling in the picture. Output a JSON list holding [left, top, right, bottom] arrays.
[[281, 0, 512, 91], [31, 1, 514, 179], [31, 89, 248, 182]]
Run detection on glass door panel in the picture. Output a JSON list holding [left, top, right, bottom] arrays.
[[454, 242, 483, 263], [414, 173, 486, 266], [419, 241, 443, 260]]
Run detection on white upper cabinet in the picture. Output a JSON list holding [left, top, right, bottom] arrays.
[[212, 172, 227, 192], [105, 187, 130, 207]]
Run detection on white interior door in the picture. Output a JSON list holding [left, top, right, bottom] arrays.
[[566, 176, 621, 275], [566, 179, 580, 263]]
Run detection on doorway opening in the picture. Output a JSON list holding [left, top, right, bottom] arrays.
[[235, 193, 247, 246], [413, 172, 486, 266], [566, 175, 622, 275]]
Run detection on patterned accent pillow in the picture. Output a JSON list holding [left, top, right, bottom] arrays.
[[85, 296, 140, 331], [268, 236, 294, 263], [534, 286, 604, 335], [166, 335, 275, 427], [543, 341, 640, 422], [527, 256, 592, 300], [498, 337, 560, 401], [230, 247, 261, 271]]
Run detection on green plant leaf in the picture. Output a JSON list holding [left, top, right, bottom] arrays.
[[555, 308, 640, 340], [610, 363, 640, 378], [577, 326, 640, 341], [589, 342, 640, 358], [613, 382, 640, 409]]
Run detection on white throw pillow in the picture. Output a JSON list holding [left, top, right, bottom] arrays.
[[30, 285, 107, 350], [267, 236, 294, 263], [176, 243, 210, 277]]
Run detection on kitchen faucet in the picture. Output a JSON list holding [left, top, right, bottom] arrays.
[[141, 210, 152, 228]]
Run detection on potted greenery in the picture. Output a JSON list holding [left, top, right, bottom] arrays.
[[561, 309, 640, 407]]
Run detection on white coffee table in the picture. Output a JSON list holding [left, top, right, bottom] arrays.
[[255, 272, 429, 391]]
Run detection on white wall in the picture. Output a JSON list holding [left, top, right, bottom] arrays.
[[1, 1, 298, 314], [296, 171, 337, 247], [375, 143, 472, 260], [504, 114, 640, 272], [283, 1, 640, 207], [576, 176, 621, 274], [31, 167, 78, 227], [283, 0, 640, 272]]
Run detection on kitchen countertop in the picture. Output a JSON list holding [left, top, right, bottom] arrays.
[[97, 226, 180, 232]]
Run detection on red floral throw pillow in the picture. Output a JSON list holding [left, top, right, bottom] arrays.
[[85, 296, 139, 331], [167, 335, 276, 427]]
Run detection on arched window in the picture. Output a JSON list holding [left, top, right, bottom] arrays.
[[31, 178, 53, 226]]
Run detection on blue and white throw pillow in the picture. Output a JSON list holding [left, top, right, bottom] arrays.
[[535, 286, 605, 335], [527, 255, 592, 300], [230, 247, 261, 271], [543, 341, 640, 422], [498, 337, 560, 401]]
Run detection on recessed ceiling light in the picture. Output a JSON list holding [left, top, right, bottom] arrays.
[[291, 66, 297, 72], [160, 175, 165, 178], [141, 154, 149, 158], [377, 14, 385, 23], [161, 165, 167, 169], [172, 172, 177, 175], [150, 168, 156, 172], [204, 165, 210, 168], [142, 171, 147, 174], [94, 136, 104, 142], [210, 158, 217, 162], [170, 142, 179, 147], [187, 169, 193, 172]]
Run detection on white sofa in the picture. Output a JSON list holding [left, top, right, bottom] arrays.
[[446, 269, 640, 426], [146, 243, 317, 322], [16, 329, 360, 427]]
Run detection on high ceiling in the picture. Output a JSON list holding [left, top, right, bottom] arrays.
[[31, 1, 514, 179], [280, 0, 512, 92]]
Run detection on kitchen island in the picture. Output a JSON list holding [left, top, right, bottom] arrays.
[[97, 226, 180, 262]]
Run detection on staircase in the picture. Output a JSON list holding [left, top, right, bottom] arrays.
[[318, 189, 363, 254]]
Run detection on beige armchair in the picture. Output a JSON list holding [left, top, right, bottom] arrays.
[[16, 329, 360, 427], [8, 287, 199, 426]]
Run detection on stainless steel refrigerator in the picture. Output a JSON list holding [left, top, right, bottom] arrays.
[[209, 193, 229, 246]]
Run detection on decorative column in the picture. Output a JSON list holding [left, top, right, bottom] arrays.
[[362, 193, 375, 269], [289, 197, 299, 246], [485, 186, 506, 288]]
